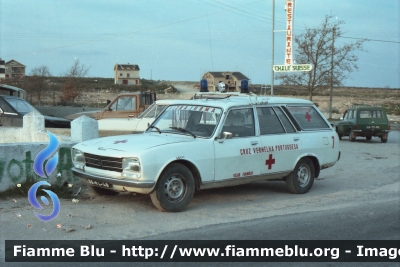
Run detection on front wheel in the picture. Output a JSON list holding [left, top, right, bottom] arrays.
[[286, 158, 315, 194], [381, 137, 388, 143], [349, 131, 356, 142], [150, 163, 195, 212]]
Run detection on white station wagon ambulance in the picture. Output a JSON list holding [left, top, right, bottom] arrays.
[[71, 92, 340, 212]]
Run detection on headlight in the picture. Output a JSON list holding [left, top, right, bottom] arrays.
[[122, 158, 141, 178], [72, 148, 85, 169]]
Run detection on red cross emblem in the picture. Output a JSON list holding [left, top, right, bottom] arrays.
[[265, 154, 276, 170], [113, 139, 127, 144], [305, 112, 312, 122]]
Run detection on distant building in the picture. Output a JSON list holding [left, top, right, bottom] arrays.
[[5, 59, 26, 79], [202, 71, 250, 92], [114, 64, 140, 85], [0, 59, 5, 80]]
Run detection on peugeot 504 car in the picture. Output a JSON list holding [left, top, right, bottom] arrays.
[[71, 92, 340, 212]]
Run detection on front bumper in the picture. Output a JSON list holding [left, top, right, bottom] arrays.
[[72, 167, 155, 190]]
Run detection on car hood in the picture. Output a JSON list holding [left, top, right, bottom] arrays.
[[65, 110, 98, 120], [74, 133, 192, 155]]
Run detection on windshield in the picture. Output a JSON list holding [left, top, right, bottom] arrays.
[[148, 105, 222, 138], [137, 103, 168, 119], [6, 98, 36, 114]]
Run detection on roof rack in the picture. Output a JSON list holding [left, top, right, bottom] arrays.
[[192, 91, 272, 106], [350, 104, 382, 108]]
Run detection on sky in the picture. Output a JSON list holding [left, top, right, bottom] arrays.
[[1, 0, 399, 88]]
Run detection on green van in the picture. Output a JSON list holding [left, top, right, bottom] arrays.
[[335, 106, 390, 143]]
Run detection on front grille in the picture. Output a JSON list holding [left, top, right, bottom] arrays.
[[84, 153, 123, 172]]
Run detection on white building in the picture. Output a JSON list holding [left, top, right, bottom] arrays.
[[114, 64, 140, 85]]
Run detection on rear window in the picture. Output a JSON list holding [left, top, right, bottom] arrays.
[[359, 110, 384, 118], [287, 106, 330, 130]]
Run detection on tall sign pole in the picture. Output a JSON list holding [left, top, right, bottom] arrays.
[[271, 0, 275, 95], [285, 0, 293, 66], [273, 0, 312, 73]]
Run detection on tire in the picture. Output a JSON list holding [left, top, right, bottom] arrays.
[[286, 158, 315, 194], [366, 136, 372, 141], [349, 131, 356, 142], [336, 128, 342, 140], [150, 163, 195, 212], [381, 137, 388, 143], [86, 184, 118, 196]]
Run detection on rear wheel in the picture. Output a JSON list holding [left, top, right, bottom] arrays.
[[381, 137, 388, 143], [286, 158, 315, 194], [349, 131, 356, 142], [150, 163, 195, 212], [336, 128, 342, 140]]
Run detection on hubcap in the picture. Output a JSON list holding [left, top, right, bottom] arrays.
[[164, 175, 185, 202], [297, 164, 310, 187]]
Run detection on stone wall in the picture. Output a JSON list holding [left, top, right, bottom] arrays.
[[0, 112, 98, 192]]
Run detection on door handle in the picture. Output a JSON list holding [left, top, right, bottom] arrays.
[[251, 141, 259, 145], [293, 137, 300, 141], [128, 115, 135, 117]]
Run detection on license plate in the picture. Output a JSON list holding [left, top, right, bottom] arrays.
[[86, 179, 111, 188], [367, 125, 380, 129]]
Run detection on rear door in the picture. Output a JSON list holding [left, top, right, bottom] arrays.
[[256, 106, 300, 175]]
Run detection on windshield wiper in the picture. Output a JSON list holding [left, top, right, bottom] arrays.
[[148, 125, 161, 134], [170, 127, 196, 138]]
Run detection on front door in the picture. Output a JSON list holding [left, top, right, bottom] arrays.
[[101, 95, 138, 119], [214, 107, 261, 181]]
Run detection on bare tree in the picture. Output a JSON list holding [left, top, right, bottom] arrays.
[[30, 65, 51, 104], [61, 60, 90, 102], [276, 15, 366, 101]]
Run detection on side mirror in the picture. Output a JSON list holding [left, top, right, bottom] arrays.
[[218, 132, 232, 143]]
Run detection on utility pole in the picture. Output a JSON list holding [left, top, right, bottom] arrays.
[[329, 27, 335, 119]]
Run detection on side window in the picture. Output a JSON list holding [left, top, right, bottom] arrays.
[[343, 111, 348, 119], [110, 96, 135, 111], [256, 107, 285, 135], [287, 106, 330, 130], [222, 108, 254, 137], [360, 110, 383, 118], [273, 107, 296, 133], [348, 110, 354, 119], [0, 99, 15, 113]]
